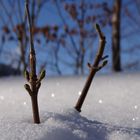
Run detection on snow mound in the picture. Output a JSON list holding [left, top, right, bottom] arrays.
[[0, 108, 140, 140], [0, 73, 140, 139]]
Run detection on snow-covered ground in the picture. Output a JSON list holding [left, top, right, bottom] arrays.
[[0, 72, 140, 140]]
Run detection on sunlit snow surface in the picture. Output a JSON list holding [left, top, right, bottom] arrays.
[[0, 73, 140, 140]]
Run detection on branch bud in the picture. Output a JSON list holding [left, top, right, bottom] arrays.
[[97, 60, 108, 71], [102, 60, 108, 66], [38, 70, 46, 83], [87, 62, 99, 71], [36, 82, 41, 91], [87, 62, 92, 68], [101, 55, 108, 61], [25, 70, 30, 81], [24, 84, 32, 96]]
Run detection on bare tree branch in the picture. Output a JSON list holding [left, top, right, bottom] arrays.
[[75, 24, 107, 112]]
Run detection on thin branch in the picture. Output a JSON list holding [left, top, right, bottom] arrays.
[[25, 0, 35, 53], [24, 0, 45, 124], [75, 24, 107, 112]]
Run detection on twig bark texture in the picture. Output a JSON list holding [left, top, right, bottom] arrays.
[[24, 0, 45, 124], [75, 24, 107, 112]]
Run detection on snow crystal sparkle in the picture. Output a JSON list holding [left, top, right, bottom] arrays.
[[78, 91, 81, 95], [51, 93, 55, 97], [134, 105, 138, 109], [132, 118, 135, 121], [98, 99, 103, 104], [0, 96, 4, 100], [23, 102, 27, 105]]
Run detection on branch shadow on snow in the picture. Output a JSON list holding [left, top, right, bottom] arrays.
[[40, 108, 140, 140]]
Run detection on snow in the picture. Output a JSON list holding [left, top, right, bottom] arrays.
[[0, 73, 140, 140]]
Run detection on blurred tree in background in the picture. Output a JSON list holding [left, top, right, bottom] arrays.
[[0, 0, 139, 76], [53, 0, 110, 74], [112, 0, 122, 72], [0, 0, 48, 74]]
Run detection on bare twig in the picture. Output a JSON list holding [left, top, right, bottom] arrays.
[[24, 0, 46, 124], [75, 24, 107, 112]]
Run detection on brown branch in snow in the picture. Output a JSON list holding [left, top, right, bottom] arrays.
[[24, 0, 45, 124], [75, 24, 107, 112]]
